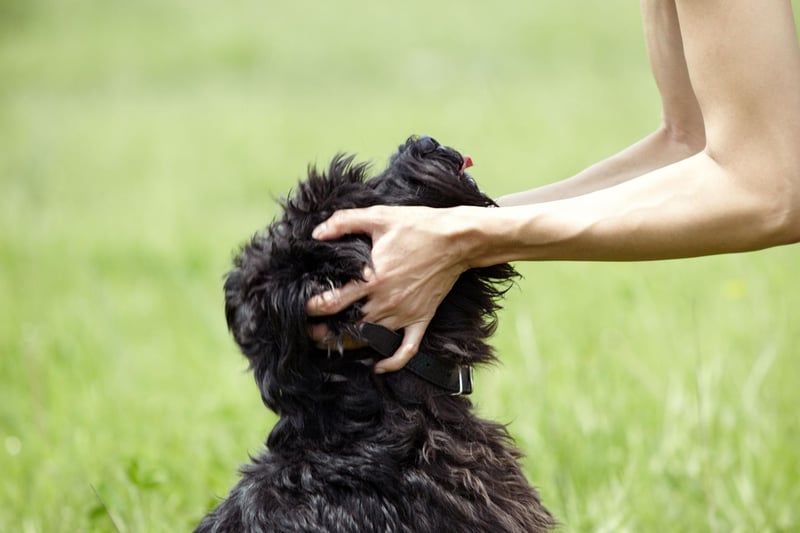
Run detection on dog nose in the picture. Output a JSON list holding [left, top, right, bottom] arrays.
[[417, 136, 440, 154]]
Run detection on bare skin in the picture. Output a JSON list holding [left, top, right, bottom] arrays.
[[307, 0, 800, 373]]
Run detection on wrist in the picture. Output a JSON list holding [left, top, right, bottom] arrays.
[[451, 202, 591, 266], [447, 206, 530, 268]]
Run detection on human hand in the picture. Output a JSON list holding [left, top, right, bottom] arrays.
[[305, 205, 470, 373]]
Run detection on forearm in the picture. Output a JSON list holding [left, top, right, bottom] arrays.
[[462, 152, 799, 265], [497, 126, 704, 206], [498, 0, 708, 209]]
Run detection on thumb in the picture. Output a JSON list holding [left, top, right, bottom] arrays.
[[374, 321, 428, 374]]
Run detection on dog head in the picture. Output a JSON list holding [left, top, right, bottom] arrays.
[[224, 136, 517, 414]]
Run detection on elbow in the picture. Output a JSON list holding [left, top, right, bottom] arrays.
[[769, 205, 800, 247], [761, 172, 800, 247], [776, 202, 800, 246]]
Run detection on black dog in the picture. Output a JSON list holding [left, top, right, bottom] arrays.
[[195, 136, 555, 532]]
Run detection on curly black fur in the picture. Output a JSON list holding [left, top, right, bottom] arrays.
[[195, 136, 555, 532]]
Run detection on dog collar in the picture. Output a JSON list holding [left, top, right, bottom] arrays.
[[358, 322, 473, 396]]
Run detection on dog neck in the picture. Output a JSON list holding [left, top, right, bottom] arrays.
[[359, 323, 473, 396], [313, 348, 473, 399]]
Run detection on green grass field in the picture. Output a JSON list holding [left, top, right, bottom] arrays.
[[2, 1, 799, 531]]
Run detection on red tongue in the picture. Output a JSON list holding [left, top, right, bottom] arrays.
[[461, 156, 473, 171]]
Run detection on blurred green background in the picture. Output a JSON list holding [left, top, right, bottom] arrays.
[[2, 1, 799, 531]]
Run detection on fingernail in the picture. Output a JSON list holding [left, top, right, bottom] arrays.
[[312, 223, 326, 239], [374, 366, 386, 374]]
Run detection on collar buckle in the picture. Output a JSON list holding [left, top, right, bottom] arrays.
[[452, 365, 473, 396]]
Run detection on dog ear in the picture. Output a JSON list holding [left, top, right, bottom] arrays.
[[224, 155, 378, 413], [224, 249, 300, 414], [228, 221, 362, 413], [369, 136, 521, 365]]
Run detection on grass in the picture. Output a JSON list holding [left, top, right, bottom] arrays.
[[1, 1, 799, 531]]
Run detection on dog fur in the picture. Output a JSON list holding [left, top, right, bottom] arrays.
[[195, 136, 555, 532]]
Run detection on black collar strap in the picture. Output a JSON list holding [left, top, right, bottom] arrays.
[[358, 322, 473, 396]]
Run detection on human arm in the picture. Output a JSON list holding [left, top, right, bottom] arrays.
[[309, 143, 799, 367], [496, 127, 704, 206], [468, 0, 800, 263], [500, 0, 706, 206], [308, 0, 800, 372]]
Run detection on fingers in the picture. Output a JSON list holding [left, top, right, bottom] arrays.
[[308, 322, 329, 344], [307, 208, 380, 317], [374, 321, 427, 374], [305, 277, 370, 317], [312, 208, 377, 241]]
